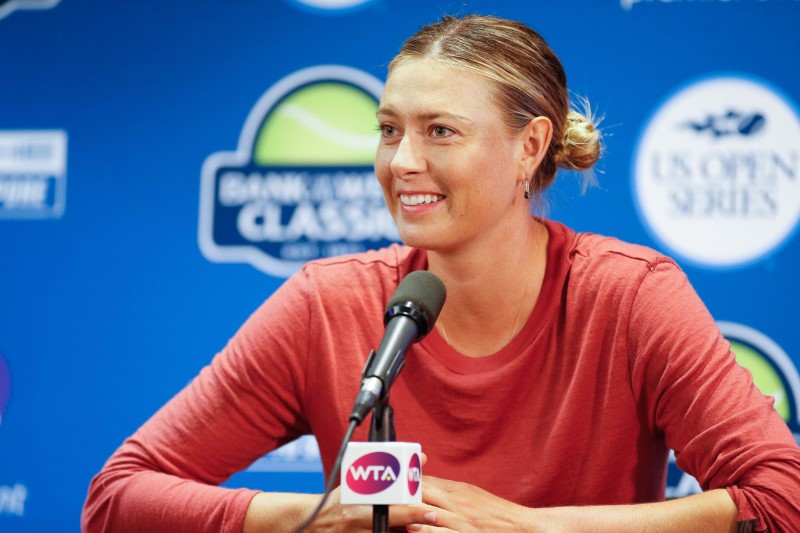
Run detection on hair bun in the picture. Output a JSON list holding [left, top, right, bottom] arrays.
[[558, 107, 602, 172]]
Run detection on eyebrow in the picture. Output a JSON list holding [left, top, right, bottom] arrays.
[[376, 108, 474, 123]]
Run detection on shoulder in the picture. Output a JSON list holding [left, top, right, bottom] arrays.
[[569, 229, 681, 282], [301, 243, 418, 277], [543, 220, 686, 302], [295, 243, 423, 295]]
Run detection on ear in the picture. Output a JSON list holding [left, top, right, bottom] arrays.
[[519, 116, 553, 179]]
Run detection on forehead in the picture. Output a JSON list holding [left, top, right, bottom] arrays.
[[379, 58, 499, 118]]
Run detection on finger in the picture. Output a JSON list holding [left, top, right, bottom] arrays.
[[388, 504, 440, 528], [392, 502, 465, 532], [406, 525, 460, 533], [419, 476, 462, 508], [421, 452, 428, 467]]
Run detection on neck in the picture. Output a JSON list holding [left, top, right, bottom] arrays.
[[427, 218, 547, 357]]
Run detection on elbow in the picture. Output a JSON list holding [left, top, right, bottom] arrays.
[[81, 470, 116, 533]]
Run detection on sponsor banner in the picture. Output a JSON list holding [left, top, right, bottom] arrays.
[[633, 74, 800, 269], [199, 65, 398, 277], [283, 0, 379, 14], [0, 130, 68, 219], [621, 0, 799, 9], [667, 321, 799, 497], [0, 354, 26, 518], [0, 0, 60, 21], [0, 353, 9, 426], [0, 484, 26, 517], [246, 435, 322, 473]]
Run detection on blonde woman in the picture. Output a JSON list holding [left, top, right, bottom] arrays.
[[83, 15, 800, 533]]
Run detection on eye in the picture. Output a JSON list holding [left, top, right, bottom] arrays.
[[431, 125, 454, 138], [378, 124, 399, 138]]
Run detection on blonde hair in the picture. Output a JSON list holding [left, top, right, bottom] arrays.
[[390, 15, 602, 194]]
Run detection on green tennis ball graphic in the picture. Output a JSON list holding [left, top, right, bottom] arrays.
[[254, 82, 379, 166], [732, 340, 790, 421]]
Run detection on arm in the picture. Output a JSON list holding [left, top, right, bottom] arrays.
[[532, 489, 738, 532], [242, 488, 441, 532], [82, 266, 434, 533], [82, 273, 314, 532], [626, 261, 800, 531], [404, 259, 799, 532], [405, 476, 737, 533]]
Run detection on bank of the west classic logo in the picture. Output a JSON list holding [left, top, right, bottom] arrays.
[[346, 451, 400, 494], [634, 74, 800, 269], [199, 65, 398, 277], [0, 353, 10, 426]]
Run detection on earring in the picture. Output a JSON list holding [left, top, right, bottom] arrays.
[[524, 178, 531, 200]]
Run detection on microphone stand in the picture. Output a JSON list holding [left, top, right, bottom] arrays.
[[368, 396, 395, 533]]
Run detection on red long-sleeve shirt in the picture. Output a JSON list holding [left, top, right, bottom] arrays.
[[83, 219, 800, 532]]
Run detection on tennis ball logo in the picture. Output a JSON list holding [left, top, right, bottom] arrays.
[[729, 341, 794, 423], [667, 321, 800, 498], [253, 82, 379, 166], [719, 322, 799, 432], [199, 65, 399, 277]]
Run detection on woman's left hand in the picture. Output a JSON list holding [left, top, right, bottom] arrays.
[[402, 475, 540, 533]]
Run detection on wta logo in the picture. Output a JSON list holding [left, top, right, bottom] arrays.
[[345, 452, 400, 495], [199, 65, 399, 277], [407, 453, 421, 496]]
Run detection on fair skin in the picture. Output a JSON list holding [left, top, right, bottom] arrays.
[[244, 58, 740, 532]]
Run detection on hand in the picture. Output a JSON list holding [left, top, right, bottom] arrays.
[[402, 476, 537, 533], [243, 485, 443, 533]]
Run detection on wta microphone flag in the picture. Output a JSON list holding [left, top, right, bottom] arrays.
[[340, 442, 422, 505]]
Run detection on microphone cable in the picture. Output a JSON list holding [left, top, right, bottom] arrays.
[[291, 418, 358, 533]]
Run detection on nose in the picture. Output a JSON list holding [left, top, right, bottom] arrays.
[[389, 133, 426, 178]]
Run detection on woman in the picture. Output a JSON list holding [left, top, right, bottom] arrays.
[[82, 15, 800, 532]]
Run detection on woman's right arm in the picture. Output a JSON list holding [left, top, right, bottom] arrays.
[[82, 273, 316, 532]]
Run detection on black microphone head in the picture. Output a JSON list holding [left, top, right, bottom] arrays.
[[384, 270, 446, 339]]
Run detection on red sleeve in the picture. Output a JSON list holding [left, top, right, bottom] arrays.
[[627, 260, 800, 532], [82, 270, 314, 532]]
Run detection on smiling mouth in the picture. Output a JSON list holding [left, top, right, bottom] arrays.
[[399, 194, 443, 206]]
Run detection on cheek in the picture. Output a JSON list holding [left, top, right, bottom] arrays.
[[374, 146, 390, 175], [374, 150, 394, 197]]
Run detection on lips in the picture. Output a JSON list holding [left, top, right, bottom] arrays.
[[399, 193, 443, 206]]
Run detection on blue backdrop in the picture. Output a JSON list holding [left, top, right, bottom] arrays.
[[1, 0, 799, 530]]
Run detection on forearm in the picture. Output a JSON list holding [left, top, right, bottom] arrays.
[[530, 489, 738, 533], [82, 469, 257, 533], [243, 492, 319, 533]]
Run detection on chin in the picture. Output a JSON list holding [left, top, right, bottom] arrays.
[[396, 229, 446, 251]]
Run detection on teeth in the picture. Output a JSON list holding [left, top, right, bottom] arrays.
[[400, 194, 442, 206]]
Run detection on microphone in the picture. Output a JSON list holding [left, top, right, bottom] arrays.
[[349, 270, 446, 424]]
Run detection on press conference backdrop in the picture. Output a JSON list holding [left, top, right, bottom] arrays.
[[1, 0, 799, 530]]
